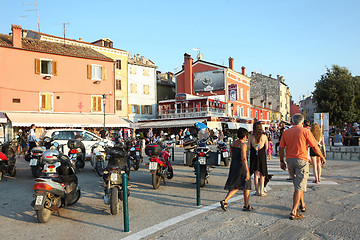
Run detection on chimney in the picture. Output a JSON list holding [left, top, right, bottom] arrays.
[[11, 24, 22, 48], [269, 74, 272, 78], [241, 66, 246, 75], [79, 37, 83, 41], [183, 53, 193, 94], [228, 57, 234, 70]]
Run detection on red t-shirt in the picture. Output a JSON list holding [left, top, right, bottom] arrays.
[[279, 125, 318, 162]]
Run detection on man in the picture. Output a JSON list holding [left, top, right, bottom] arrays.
[[27, 124, 37, 154], [279, 113, 326, 220], [99, 128, 107, 139]]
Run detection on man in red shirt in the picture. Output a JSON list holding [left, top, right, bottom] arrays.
[[279, 113, 326, 220]]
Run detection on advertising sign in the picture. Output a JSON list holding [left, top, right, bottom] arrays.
[[228, 84, 238, 102], [194, 69, 225, 92]]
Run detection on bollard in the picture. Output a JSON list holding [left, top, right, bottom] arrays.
[[195, 160, 201, 206], [122, 173, 129, 232], [172, 145, 175, 161]]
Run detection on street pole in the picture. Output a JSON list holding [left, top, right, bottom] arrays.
[[103, 94, 107, 129]]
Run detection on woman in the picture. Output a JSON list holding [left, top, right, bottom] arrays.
[[249, 121, 269, 196], [310, 123, 326, 183], [220, 127, 253, 212]]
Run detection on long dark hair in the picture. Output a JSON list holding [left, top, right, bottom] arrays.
[[253, 121, 263, 143]]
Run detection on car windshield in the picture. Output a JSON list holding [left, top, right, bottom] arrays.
[[83, 132, 98, 141], [52, 131, 74, 140]]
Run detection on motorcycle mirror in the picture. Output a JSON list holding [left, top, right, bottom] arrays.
[[53, 142, 59, 148]]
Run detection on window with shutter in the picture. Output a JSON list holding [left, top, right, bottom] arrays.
[[35, 59, 41, 74], [130, 83, 137, 93], [116, 100, 122, 111], [52, 61, 57, 76], [116, 60, 122, 70], [143, 69, 149, 76], [91, 95, 103, 112], [136, 105, 140, 114], [40, 93, 53, 111], [143, 85, 150, 95], [116, 79, 122, 90]]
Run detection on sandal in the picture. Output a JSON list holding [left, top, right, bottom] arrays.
[[243, 205, 254, 211], [289, 212, 305, 220], [260, 192, 267, 197], [299, 205, 306, 212], [220, 200, 227, 211]]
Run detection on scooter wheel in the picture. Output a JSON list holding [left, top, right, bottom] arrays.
[[36, 208, 52, 223]]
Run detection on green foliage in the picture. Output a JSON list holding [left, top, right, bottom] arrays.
[[313, 65, 360, 126]]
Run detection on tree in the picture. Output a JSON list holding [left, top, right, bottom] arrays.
[[313, 65, 360, 127]]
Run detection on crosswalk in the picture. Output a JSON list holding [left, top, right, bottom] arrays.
[[266, 156, 338, 186]]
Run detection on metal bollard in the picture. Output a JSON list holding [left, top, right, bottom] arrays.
[[195, 160, 201, 206], [172, 146, 175, 161], [122, 173, 129, 232]]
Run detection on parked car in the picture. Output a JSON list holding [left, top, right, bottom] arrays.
[[42, 129, 114, 158]]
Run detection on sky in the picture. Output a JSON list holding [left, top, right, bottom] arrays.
[[1, 0, 360, 103]]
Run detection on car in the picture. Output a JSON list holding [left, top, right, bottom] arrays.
[[41, 129, 114, 158]]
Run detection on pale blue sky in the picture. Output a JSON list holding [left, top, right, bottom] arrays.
[[1, 0, 360, 103]]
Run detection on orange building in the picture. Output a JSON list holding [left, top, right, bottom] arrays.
[[0, 25, 128, 137]]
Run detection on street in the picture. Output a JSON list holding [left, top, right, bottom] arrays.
[[0, 147, 359, 240]]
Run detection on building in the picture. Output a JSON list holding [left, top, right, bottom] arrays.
[[290, 99, 300, 117], [157, 71, 176, 103], [300, 95, 317, 122], [0, 25, 129, 140], [27, 31, 130, 119], [127, 54, 157, 122], [250, 72, 291, 122]]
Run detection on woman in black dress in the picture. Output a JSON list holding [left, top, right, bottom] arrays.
[[249, 121, 269, 196], [220, 128, 254, 212]]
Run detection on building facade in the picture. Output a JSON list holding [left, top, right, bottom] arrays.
[[127, 54, 157, 122], [300, 95, 317, 122], [250, 72, 291, 122], [157, 71, 176, 103]]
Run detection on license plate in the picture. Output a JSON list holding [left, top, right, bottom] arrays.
[[222, 152, 229, 158], [149, 161, 158, 170], [110, 173, 118, 181], [198, 157, 206, 165], [136, 152, 140, 156], [35, 195, 44, 205], [29, 159, 38, 166]]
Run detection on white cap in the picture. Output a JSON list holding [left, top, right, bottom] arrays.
[[353, 122, 359, 127]]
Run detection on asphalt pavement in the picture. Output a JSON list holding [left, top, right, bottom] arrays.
[[0, 146, 359, 240]]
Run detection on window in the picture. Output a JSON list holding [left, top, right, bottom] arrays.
[[240, 88, 243, 100], [40, 92, 53, 111], [250, 109, 253, 118], [131, 105, 139, 114], [91, 95, 103, 112], [261, 111, 263, 119], [12, 98, 20, 103], [143, 85, 150, 95], [255, 111, 258, 119], [142, 105, 152, 114], [143, 68, 149, 76], [116, 59, 122, 70], [247, 91, 250, 102], [240, 107, 244, 117], [116, 100, 122, 111], [116, 79, 122, 90], [35, 59, 57, 76], [87, 65, 106, 80], [130, 66, 137, 75], [130, 83, 137, 93]]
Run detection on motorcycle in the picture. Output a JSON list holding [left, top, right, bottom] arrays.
[[127, 137, 143, 171], [145, 139, 174, 189], [67, 138, 85, 170], [28, 137, 55, 178], [31, 151, 80, 223], [217, 139, 230, 166], [42, 142, 63, 177], [0, 137, 18, 180], [102, 143, 130, 215], [90, 141, 107, 176], [193, 139, 211, 188]]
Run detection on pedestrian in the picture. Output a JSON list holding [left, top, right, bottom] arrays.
[[267, 137, 273, 161], [17, 129, 27, 156], [249, 121, 269, 196], [279, 113, 326, 220], [274, 122, 285, 155], [332, 129, 343, 146], [220, 127, 253, 212], [147, 128, 153, 143], [27, 124, 37, 154], [309, 123, 326, 183], [99, 128, 107, 139]]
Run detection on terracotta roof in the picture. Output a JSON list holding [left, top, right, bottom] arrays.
[[0, 33, 113, 62]]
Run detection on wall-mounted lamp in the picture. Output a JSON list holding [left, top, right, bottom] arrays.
[[43, 76, 51, 80], [93, 80, 101, 84]]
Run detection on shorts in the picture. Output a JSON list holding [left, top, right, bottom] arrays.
[[286, 158, 309, 191]]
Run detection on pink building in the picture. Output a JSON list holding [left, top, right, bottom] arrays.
[[0, 25, 128, 138]]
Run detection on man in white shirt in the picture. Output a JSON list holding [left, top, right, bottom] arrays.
[[27, 124, 37, 153]]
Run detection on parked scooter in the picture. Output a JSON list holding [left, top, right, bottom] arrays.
[[102, 143, 130, 215], [42, 142, 63, 177], [127, 137, 143, 171], [31, 151, 80, 223], [145, 139, 174, 189], [217, 139, 230, 166], [29, 137, 55, 178], [90, 141, 107, 176], [193, 139, 211, 188], [0, 137, 18, 180], [67, 137, 85, 170]]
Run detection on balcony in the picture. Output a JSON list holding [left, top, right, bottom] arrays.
[[159, 107, 226, 119]]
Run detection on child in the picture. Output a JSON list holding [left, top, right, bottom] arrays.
[[267, 137, 273, 160]]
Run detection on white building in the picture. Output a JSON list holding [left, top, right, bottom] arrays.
[[128, 54, 157, 122]]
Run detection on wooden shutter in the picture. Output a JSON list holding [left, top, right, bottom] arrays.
[[149, 105, 153, 114], [92, 96, 97, 112], [98, 97, 102, 112], [136, 105, 140, 114], [41, 94, 46, 110], [52, 61, 57, 76], [102, 66, 107, 80], [35, 59, 41, 74], [46, 94, 52, 110], [128, 104, 132, 114], [87, 65, 92, 79], [141, 105, 145, 114]]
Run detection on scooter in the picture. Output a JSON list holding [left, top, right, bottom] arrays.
[[217, 139, 230, 166], [193, 139, 211, 188], [128, 137, 143, 171], [145, 139, 174, 189], [67, 138, 85, 170], [42, 142, 63, 177], [0, 137, 17, 180], [31, 151, 80, 223], [29, 137, 54, 178], [90, 141, 107, 176], [102, 143, 130, 215]]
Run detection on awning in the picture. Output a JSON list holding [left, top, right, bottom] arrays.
[[225, 122, 252, 131], [5, 112, 131, 128], [0, 113, 7, 123], [137, 119, 206, 129]]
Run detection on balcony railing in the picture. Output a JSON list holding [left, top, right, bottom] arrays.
[[159, 107, 226, 119]]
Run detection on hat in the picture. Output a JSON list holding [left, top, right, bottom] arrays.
[[19, 129, 23, 132], [353, 122, 359, 127]]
